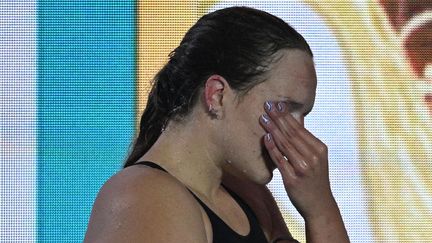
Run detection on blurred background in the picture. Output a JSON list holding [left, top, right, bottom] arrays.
[[2, 0, 431, 242]]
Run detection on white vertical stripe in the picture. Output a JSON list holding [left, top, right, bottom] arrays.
[[1, 1, 37, 242]]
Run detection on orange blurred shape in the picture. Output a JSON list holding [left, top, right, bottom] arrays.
[[403, 22, 432, 79], [378, 1, 432, 79], [379, 0, 432, 30]]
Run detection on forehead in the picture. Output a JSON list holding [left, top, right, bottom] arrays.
[[253, 49, 317, 101]]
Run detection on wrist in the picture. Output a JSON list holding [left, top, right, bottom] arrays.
[[304, 201, 350, 243], [302, 196, 340, 222]]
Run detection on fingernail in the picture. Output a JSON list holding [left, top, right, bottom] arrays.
[[265, 101, 272, 111], [261, 114, 270, 124], [265, 133, 271, 141], [277, 102, 285, 112]]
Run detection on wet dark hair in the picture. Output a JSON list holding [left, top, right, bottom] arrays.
[[124, 6, 312, 167]]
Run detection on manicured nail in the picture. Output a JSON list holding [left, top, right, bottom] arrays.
[[261, 114, 270, 124], [265, 101, 272, 111], [265, 133, 271, 141], [277, 102, 285, 112]]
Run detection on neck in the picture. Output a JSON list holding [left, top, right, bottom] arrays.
[[139, 119, 224, 200]]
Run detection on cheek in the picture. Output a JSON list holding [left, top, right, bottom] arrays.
[[227, 97, 267, 153], [236, 112, 266, 156], [238, 106, 266, 138], [225, 109, 262, 151]]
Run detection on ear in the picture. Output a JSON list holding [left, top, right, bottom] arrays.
[[204, 74, 229, 118]]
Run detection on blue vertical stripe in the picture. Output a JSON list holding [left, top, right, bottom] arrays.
[[37, 1, 136, 241]]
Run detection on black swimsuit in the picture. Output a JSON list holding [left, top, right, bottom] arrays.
[[134, 161, 268, 243]]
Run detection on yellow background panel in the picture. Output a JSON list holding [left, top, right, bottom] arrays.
[[137, 1, 432, 241]]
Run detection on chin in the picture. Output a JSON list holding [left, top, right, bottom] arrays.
[[252, 167, 274, 185], [260, 174, 273, 185]]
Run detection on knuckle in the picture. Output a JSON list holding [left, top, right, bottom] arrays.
[[279, 124, 291, 137], [278, 157, 287, 165], [291, 128, 301, 138], [317, 143, 328, 154], [310, 155, 320, 164], [290, 175, 302, 186], [296, 161, 310, 175], [284, 124, 296, 136], [291, 120, 301, 130], [267, 109, 280, 119], [286, 127, 298, 139], [295, 169, 306, 177], [279, 141, 292, 153]]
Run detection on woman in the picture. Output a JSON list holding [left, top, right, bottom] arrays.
[[84, 6, 349, 243]]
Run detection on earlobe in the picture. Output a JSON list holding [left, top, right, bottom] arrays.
[[208, 104, 222, 119], [204, 75, 228, 119]]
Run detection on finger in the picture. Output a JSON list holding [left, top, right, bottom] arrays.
[[264, 101, 309, 147], [265, 101, 326, 156], [264, 101, 292, 137], [260, 115, 309, 175], [264, 109, 313, 159], [283, 112, 326, 154], [263, 133, 296, 179], [278, 113, 328, 167]]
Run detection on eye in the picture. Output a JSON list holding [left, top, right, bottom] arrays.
[[277, 96, 313, 116], [286, 101, 303, 112], [286, 101, 312, 117]]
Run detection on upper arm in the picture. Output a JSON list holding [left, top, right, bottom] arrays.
[[84, 169, 208, 243]]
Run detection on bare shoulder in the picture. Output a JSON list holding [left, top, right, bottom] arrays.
[[84, 165, 208, 243]]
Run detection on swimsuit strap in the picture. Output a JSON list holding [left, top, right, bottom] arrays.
[[134, 161, 167, 172], [133, 160, 268, 242]]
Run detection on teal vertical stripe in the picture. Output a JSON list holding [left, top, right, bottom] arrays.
[[37, 1, 135, 241]]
